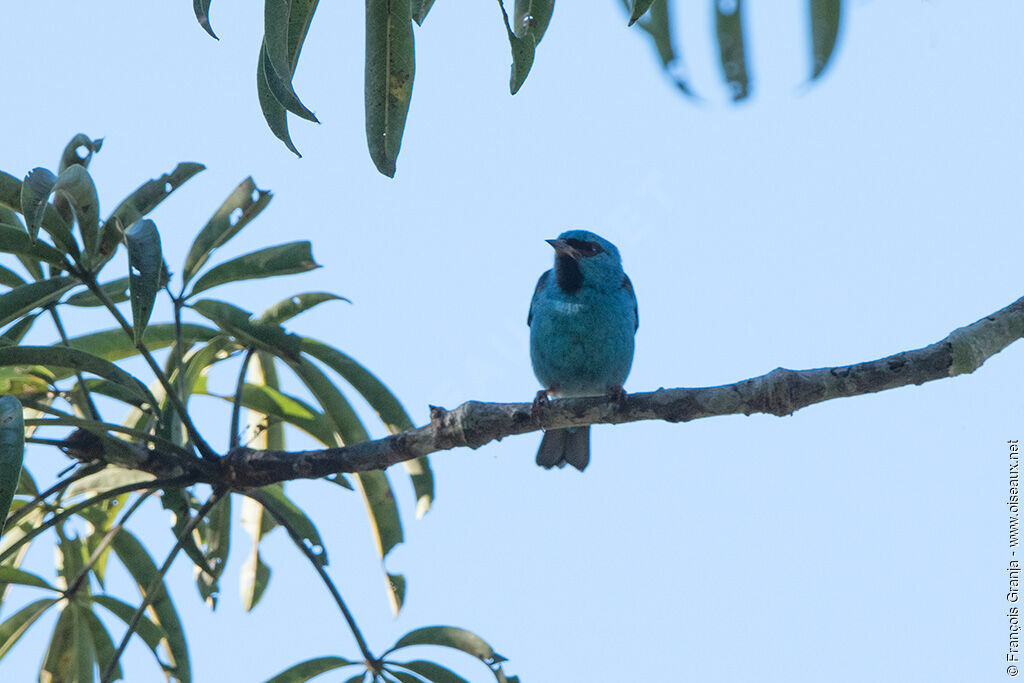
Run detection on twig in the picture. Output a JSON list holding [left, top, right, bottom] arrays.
[[3, 462, 104, 528], [47, 305, 101, 421], [229, 348, 255, 451]]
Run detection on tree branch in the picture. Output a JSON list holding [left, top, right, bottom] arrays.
[[220, 293, 1024, 488]]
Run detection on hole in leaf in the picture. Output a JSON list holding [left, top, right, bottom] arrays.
[[164, 182, 173, 194], [229, 208, 243, 225], [74, 145, 90, 161], [717, 0, 738, 14], [251, 190, 260, 203]]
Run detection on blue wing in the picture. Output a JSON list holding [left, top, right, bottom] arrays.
[[622, 274, 638, 331]]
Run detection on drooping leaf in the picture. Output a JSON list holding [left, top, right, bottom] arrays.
[[0, 346, 157, 409], [191, 299, 302, 360], [389, 661, 470, 683], [628, 0, 656, 25], [41, 602, 96, 683], [160, 488, 217, 590], [715, 0, 750, 101], [188, 241, 319, 297], [0, 597, 59, 659], [809, 0, 841, 79], [386, 572, 406, 616], [109, 528, 191, 682], [501, 13, 535, 96], [0, 395, 24, 537], [182, 178, 272, 286], [260, 292, 349, 325], [386, 626, 507, 666], [58, 134, 103, 173], [55, 532, 87, 593], [194, 0, 217, 38], [93, 594, 172, 670], [0, 222, 70, 267], [249, 484, 327, 566], [365, 0, 416, 177], [52, 165, 101, 257], [263, 656, 357, 683], [626, 0, 696, 97], [195, 495, 231, 608], [125, 219, 163, 344], [0, 171, 76, 256], [257, 43, 301, 157], [300, 337, 432, 516], [513, 0, 554, 43], [80, 606, 122, 682], [239, 496, 273, 611], [0, 277, 76, 329], [355, 470, 404, 613], [263, 0, 319, 123], [412, 0, 436, 25], [20, 167, 57, 243]]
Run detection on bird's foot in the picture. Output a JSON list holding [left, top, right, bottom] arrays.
[[606, 385, 628, 410], [532, 389, 552, 422]]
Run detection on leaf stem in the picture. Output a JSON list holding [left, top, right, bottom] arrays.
[[249, 491, 377, 666], [101, 488, 223, 683]]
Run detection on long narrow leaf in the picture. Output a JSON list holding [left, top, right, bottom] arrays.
[[365, 0, 415, 177], [0, 396, 25, 536], [264, 656, 357, 683], [0, 222, 70, 267], [715, 0, 750, 100], [0, 264, 26, 289], [93, 594, 171, 669], [257, 43, 301, 157], [20, 167, 57, 243], [809, 0, 841, 79], [52, 165, 101, 257], [263, 0, 318, 122], [260, 292, 348, 325], [188, 241, 319, 297], [65, 276, 131, 307], [194, 0, 216, 38], [0, 597, 59, 659], [626, 0, 696, 97], [191, 299, 301, 359], [125, 219, 163, 344], [249, 484, 327, 567], [386, 626, 507, 665], [81, 606, 122, 682], [0, 277, 76, 328]]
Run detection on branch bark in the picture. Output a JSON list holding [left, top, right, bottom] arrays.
[[220, 293, 1024, 488]]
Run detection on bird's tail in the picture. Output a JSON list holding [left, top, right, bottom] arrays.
[[536, 426, 590, 471]]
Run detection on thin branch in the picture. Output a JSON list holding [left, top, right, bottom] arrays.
[[3, 462, 104, 528], [47, 305, 101, 421], [75, 265, 219, 461], [248, 491, 377, 666], [220, 292, 1024, 487], [100, 489, 223, 683], [229, 348, 255, 451]]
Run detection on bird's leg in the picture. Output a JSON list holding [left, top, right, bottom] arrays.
[[532, 389, 553, 422], [606, 384, 628, 410]]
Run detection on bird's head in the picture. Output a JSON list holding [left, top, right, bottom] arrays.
[[546, 229, 623, 291]]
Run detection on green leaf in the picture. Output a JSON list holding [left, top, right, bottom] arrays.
[[300, 338, 432, 516], [125, 219, 163, 344], [0, 395, 25, 536], [53, 165, 101, 257], [194, 0, 217, 38], [20, 167, 56, 243], [514, 0, 553, 43], [263, 0, 319, 123], [65, 276, 131, 307], [182, 177, 272, 286], [0, 276, 76, 328], [191, 299, 302, 359], [390, 661, 470, 683], [55, 532, 87, 592], [188, 241, 319, 297], [80, 606, 122, 682], [260, 292, 349, 325], [0, 264, 26, 288], [64, 468, 156, 501], [386, 626, 507, 665], [355, 470, 404, 613], [0, 597, 59, 659], [715, 0, 750, 101], [93, 594, 170, 668], [63, 323, 217, 368], [109, 528, 191, 682], [249, 484, 327, 567], [263, 656, 357, 683], [0, 311, 40, 346], [0, 208, 43, 280], [384, 669, 420, 683], [0, 566, 58, 592], [502, 17, 535, 96], [365, 0, 416, 177], [627, 0, 696, 97], [0, 222, 70, 267], [0, 346, 157, 409], [160, 488, 218, 589], [628, 0, 656, 25], [412, 0, 436, 25], [195, 495, 231, 608], [386, 572, 406, 616], [194, 378, 335, 446], [41, 602, 96, 683], [286, 356, 366, 444], [257, 42, 301, 157], [0, 171, 77, 256], [810, 0, 841, 79], [239, 496, 273, 611], [58, 134, 103, 173]]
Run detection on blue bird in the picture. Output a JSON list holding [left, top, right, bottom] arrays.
[[528, 230, 638, 471]]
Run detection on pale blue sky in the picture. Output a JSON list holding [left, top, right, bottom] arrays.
[[3, 2, 1023, 681]]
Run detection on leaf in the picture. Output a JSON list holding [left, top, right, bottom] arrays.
[[355, 470, 404, 613], [63, 323, 217, 368], [0, 597, 59, 659], [195, 495, 231, 608], [809, 0, 841, 79], [263, 656, 357, 683], [390, 661, 470, 683], [194, 0, 217, 38], [188, 241, 319, 297], [239, 496, 273, 611], [257, 42, 301, 157], [0, 171, 76, 256], [501, 16, 535, 96], [20, 167, 56, 243], [0, 222, 70, 267], [161, 488, 217, 590], [41, 602, 96, 683], [715, 0, 750, 101], [92, 594, 171, 669], [365, 0, 416, 177], [80, 606, 122, 682], [0, 276, 76, 328], [0, 566, 58, 592], [627, 0, 696, 97], [513, 0, 554, 43], [628, 0, 656, 25], [194, 378, 335, 446], [64, 468, 156, 500], [65, 276, 131, 307], [0, 395, 25, 536], [384, 669, 420, 683], [249, 484, 327, 567], [260, 292, 349, 325], [300, 337, 432, 516], [52, 165, 101, 257], [109, 528, 191, 682], [386, 626, 507, 665], [55, 532, 87, 592], [0, 264, 26, 289], [412, 0, 436, 25], [58, 134, 103, 173], [125, 219, 163, 344], [0, 346, 157, 409], [190, 299, 302, 359], [182, 177, 272, 286], [386, 572, 406, 616], [0, 208, 43, 280], [263, 0, 319, 123]]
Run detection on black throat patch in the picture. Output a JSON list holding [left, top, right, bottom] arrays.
[[555, 254, 583, 293]]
